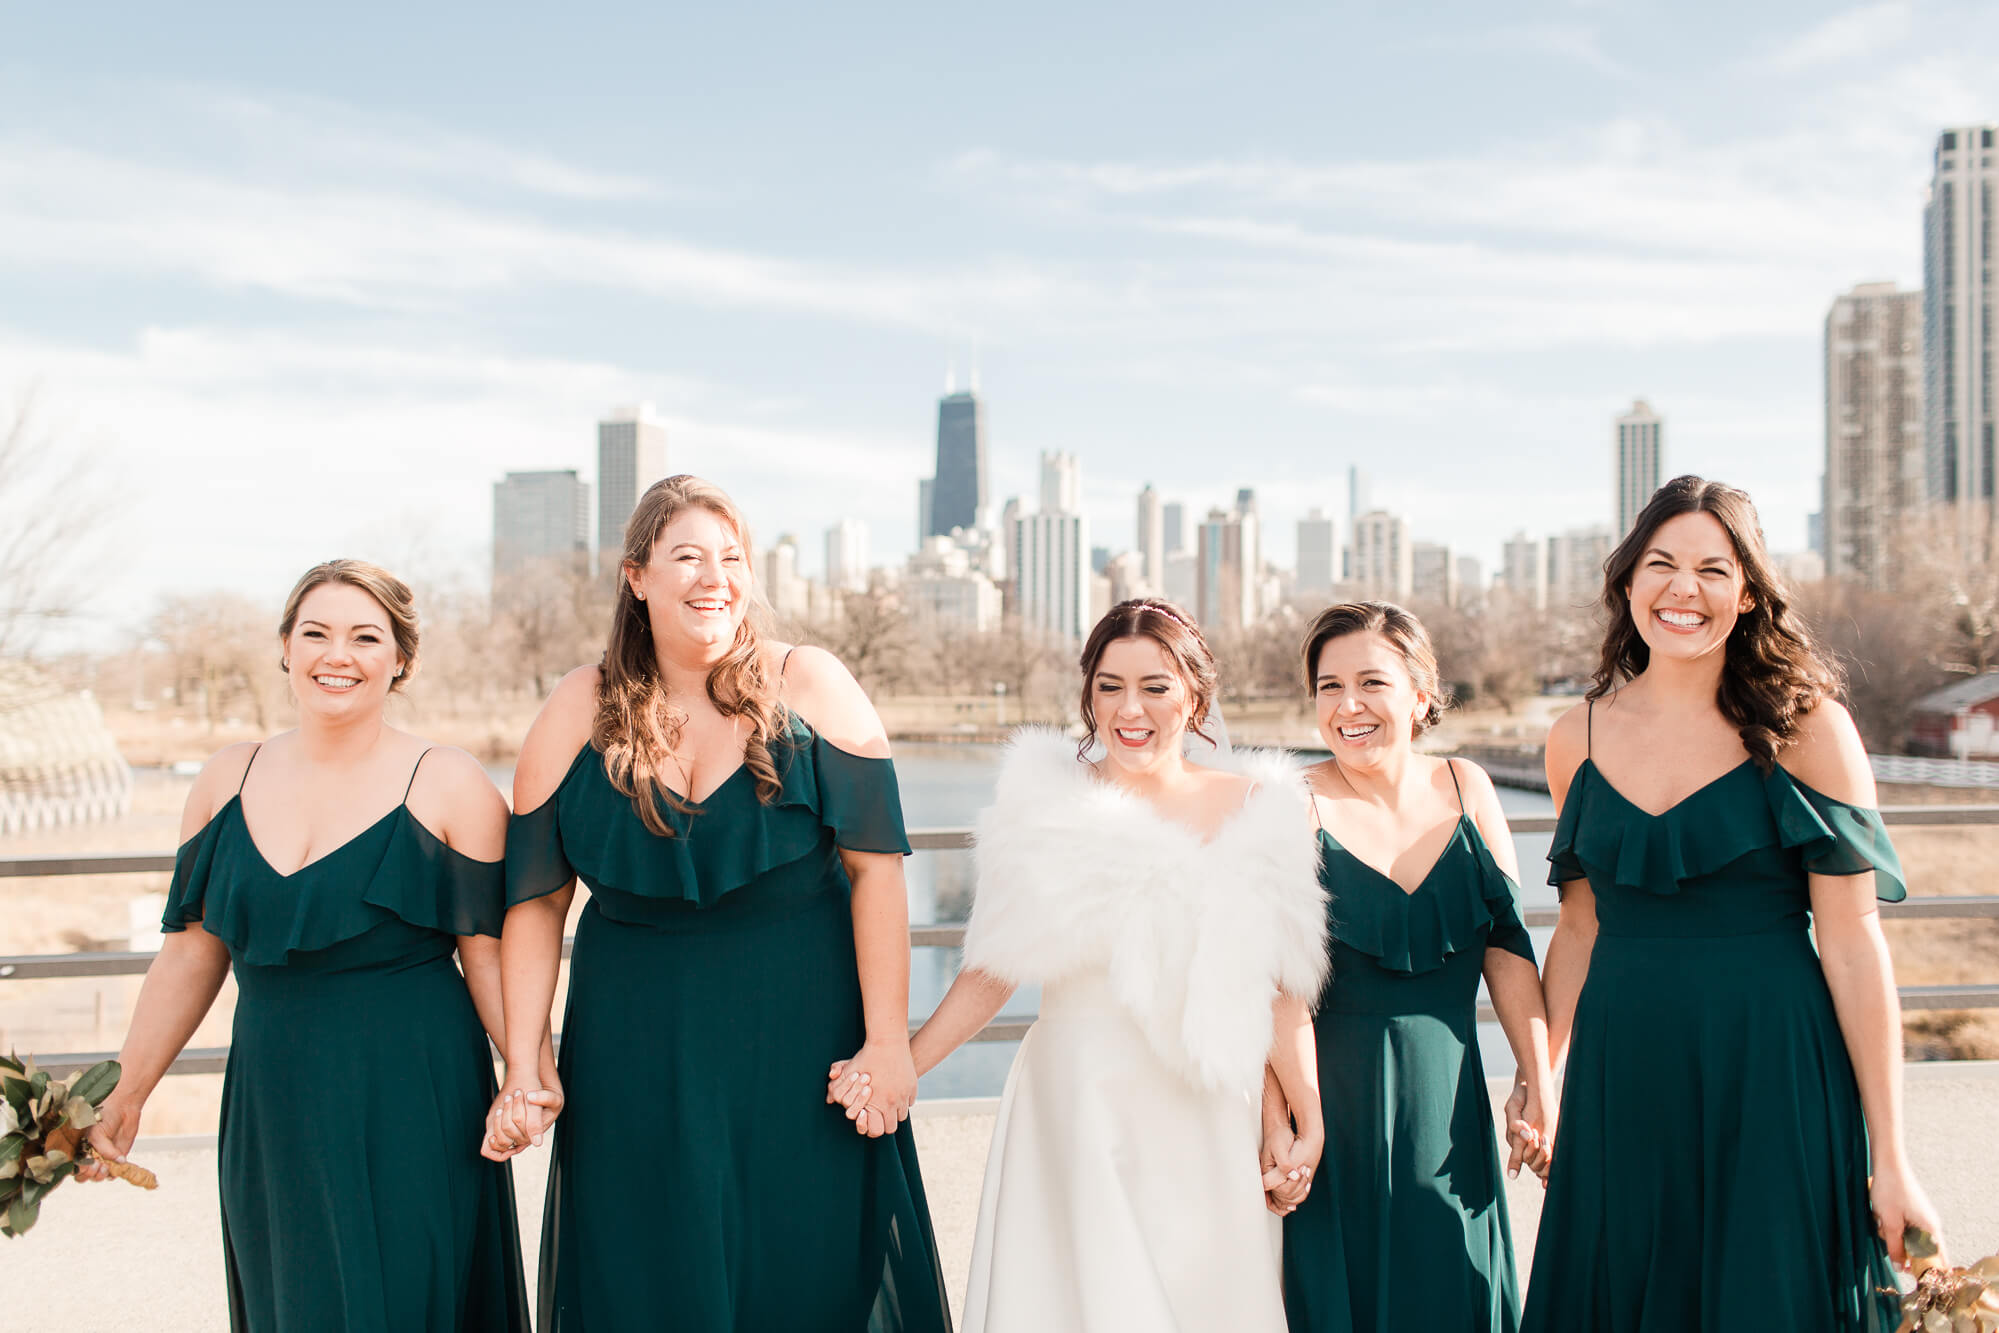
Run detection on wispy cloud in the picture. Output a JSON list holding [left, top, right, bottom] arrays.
[[1762, 2, 1914, 74]]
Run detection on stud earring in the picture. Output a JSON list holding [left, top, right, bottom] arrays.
[[636, 591, 646, 601]]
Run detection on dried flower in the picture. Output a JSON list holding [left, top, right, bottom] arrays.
[[1893, 1227, 1999, 1333], [0, 1052, 154, 1239]]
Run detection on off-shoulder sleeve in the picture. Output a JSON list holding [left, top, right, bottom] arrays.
[[1486, 883, 1537, 963], [161, 816, 225, 932], [387, 823, 508, 937], [1545, 786, 1588, 891], [807, 736, 911, 855], [1773, 771, 1908, 903], [505, 794, 576, 908]]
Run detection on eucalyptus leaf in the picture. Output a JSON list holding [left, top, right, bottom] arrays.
[[62, 1098, 98, 1131], [0, 1052, 23, 1075], [28, 1070, 47, 1101], [4, 1190, 38, 1236], [0, 1102, 15, 1135], [66, 1061, 119, 1107]]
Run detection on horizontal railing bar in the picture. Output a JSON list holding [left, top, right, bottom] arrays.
[[1898, 984, 1999, 1009], [0, 852, 177, 878]]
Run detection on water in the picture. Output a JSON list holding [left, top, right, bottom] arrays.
[[496, 743, 1560, 1098]]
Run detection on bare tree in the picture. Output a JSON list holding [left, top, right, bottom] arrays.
[[491, 559, 614, 699], [0, 385, 119, 655], [1794, 577, 1952, 753], [798, 587, 919, 697], [148, 593, 285, 733]]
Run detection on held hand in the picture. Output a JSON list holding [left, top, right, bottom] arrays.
[[1503, 1076, 1555, 1185], [1260, 1123, 1320, 1216], [1870, 1161, 1944, 1270], [484, 1072, 565, 1161], [78, 1095, 141, 1182], [827, 1039, 917, 1137]]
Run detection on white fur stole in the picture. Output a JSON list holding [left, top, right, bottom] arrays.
[[961, 727, 1328, 1095]]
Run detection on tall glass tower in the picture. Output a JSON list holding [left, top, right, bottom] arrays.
[[929, 390, 987, 537], [1924, 125, 1998, 556]]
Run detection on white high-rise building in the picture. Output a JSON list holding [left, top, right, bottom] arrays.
[[1547, 525, 1615, 610], [906, 537, 1003, 633], [1163, 550, 1197, 608], [1411, 541, 1459, 607], [1351, 510, 1413, 601], [1040, 452, 1081, 515], [1296, 509, 1337, 599], [996, 496, 1021, 583], [1825, 283, 1924, 588], [1015, 510, 1090, 643], [1455, 554, 1486, 609], [493, 470, 590, 581], [824, 519, 870, 594], [761, 534, 810, 621], [597, 404, 668, 568], [1136, 484, 1164, 589], [1501, 532, 1546, 610], [1615, 400, 1663, 536], [1924, 125, 1998, 554]]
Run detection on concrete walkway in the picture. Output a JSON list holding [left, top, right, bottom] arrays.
[[23, 1065, 1999, 1331]]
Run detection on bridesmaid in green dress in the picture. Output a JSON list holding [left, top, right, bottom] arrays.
[[487, 475, 952, 1332], [1523, 475, 1941, 1332], [82, 559, 533, 1331], [1265, 601, 1554, 1333]]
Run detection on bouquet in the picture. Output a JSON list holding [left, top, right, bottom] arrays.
[[1, 1053, 156, 1237], [1894, 1227, 1999, 1333]]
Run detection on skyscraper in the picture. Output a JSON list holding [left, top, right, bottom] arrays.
[[824, 518, 870, 594], [1923, 125, 1998, 553], [1348, 466, 1371, 526], [929, 389, 988, 536], [1615, 400, 1663, 535], [1296, 509, 1337, 598], [1015, 510, 1090, 643], [1501, 532, 1547, 610], [1040, 451, 1081, 515], [493, 470, 590, 581], [1825, 282, 1924, 588], [1194, 508, 1256, 631], [1411, 541, 1458, 607], [597, 404, 668, 568], [1136, 484, 1164, 588], [1351, 510, 1413, 601], [1162, 502, 1186, 556], [1547, 525, 1615, 609]]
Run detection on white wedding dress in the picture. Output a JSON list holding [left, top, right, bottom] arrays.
[[957, 729, 1328, 1332]]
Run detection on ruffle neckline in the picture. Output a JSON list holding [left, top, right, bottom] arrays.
[[505, 717, 910, 911], [162, 798, 507, 966], [1547, 758, 1907, 901], [1320, 816, 1528, 974]]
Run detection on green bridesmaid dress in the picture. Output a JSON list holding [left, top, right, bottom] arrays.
[[162, 748, 530, 1332], [1521, 731, 1903, 1331], [505, 715, 953, 1333], [1283, 759, 1533, 1333]]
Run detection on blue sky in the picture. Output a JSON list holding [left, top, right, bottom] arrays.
[[6, 1, 1996, 638]]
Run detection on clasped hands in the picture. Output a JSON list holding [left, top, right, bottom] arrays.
[[824, 1037, 918, 1138]]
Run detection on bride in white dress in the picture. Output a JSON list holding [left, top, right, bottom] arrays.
[[866, 598, 1329, 1330]]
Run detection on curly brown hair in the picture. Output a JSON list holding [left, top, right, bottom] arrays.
[[1592, 474, 1840, 770], [1076, 598, 1219, 760], [595, 475, 789, 837], [1299, 600, 1452, 738]]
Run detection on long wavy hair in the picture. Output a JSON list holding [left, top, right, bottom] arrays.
[[1591, 474, 1840, 770], [1076, 597, 1220, 761], [595, 475, 787, 836]]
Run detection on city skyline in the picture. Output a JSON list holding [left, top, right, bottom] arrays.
[[7, 5, 1999, 643]]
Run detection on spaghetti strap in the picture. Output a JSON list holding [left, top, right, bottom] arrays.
[[780, 646, 798, 679], [403, 748, 434, 802], [237, 744, 263, 795], [1585, 698, 1595, 757], [1309, 792, 1324, 831], [1444, 756, 1466, 813]]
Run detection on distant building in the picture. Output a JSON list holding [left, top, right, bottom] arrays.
[[761, 534, 810, 621], [1774, 549, 1826, 588], [1195, 507, 1257, 631], [824, 518, 869, 594], [917, 478, 935, 544], [1136, 485, 1164, 589], [906, 537, 1003, 633], [1163, 550, 1197, 609], [929, 389, 988, 537], [1015, 509, 1090, 644], [1615, 400, 1663, 536], [1040, 451, 1081, 515], [1296, 508, 1337, 600], [1923, 125, 1998, 555], [1547, 525, 1614, 610], [1501, 531, 1547, 610], [1350, 510, 1412, 602], [1908, 672, 1999, 758], [1091, 545, 1113, 576], [1162, 501, 1187, 556], [597, 404, 668, 568], [996, 496, 1022, 582], [1455, 554, 1485, 609], [1825, 282, 1924, 588], [1106, 550, 1147, 605], [493, 469, 591, 580], [1411, 541, 1459, 607], [1348, 466, 1371, 525]]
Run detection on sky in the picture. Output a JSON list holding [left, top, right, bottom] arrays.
[[5, 0, 1997, 644]]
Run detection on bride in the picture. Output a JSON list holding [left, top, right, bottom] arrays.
[[849, 597, 1328, 1329]]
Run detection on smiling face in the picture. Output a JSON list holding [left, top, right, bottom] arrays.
[[281, 581, 404, 719], [626, 504, 752, 658], [1090, 635, 1195, 776], [1314, 630, 1427, 768], [1624, 511, 1752, 666]]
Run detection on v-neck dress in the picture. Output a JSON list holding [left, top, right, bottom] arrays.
[[504, 716, 952, 1333], [1283, 789, 1536, 1333], [1519, 757, 1904, 1333], [162, 790, 529, 1332]]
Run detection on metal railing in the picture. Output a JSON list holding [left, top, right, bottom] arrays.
[[8, 808, 1999, 1075]]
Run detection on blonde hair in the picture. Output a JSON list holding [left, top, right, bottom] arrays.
[[278, 559, 419, 691], [596, 475, 787, 836]]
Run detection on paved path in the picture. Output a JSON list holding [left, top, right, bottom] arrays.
[[24, 1064, 1999, 1330]]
